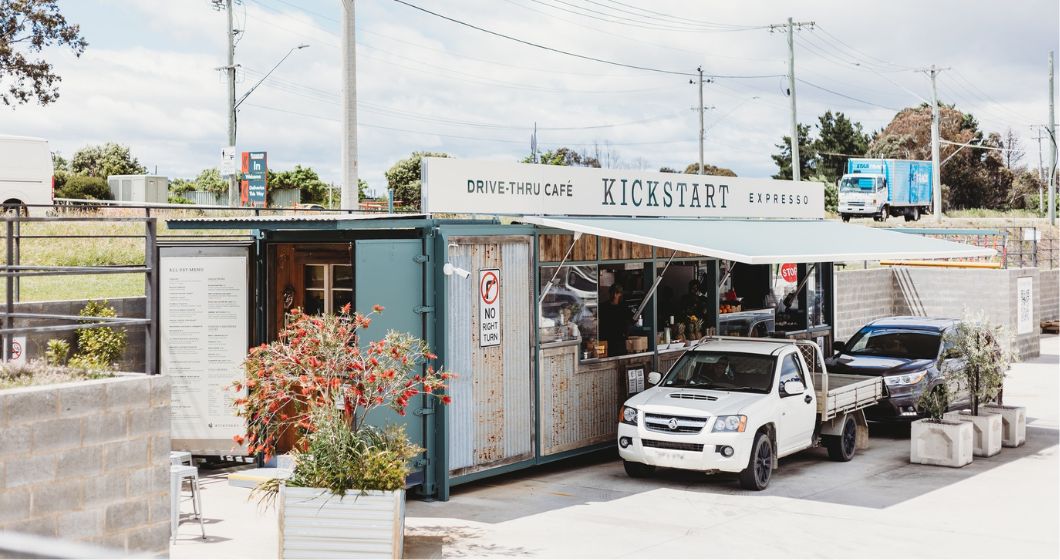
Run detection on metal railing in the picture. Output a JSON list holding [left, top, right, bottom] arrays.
[[889, 226, 1060, 270]]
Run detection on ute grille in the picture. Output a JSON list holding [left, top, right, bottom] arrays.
[[644, 413, 708, 434], [641, 439, 704, 452]]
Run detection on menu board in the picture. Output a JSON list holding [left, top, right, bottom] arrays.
[[160, 246, 249, 454]]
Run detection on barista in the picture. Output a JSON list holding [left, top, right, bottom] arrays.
[[599, 283, 632, 357], [679, 279, 708, 321]]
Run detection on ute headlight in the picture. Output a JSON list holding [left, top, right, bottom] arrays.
[[884, 370, 928, 386], [620, 406, 639, 426], [711, 415, 747, 433]]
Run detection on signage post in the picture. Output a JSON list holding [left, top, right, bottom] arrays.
[[241, 151, 268, 207]]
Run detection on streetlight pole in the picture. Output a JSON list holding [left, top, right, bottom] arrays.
[[341, 0, 359, 211], [225, 0, 237, 206]]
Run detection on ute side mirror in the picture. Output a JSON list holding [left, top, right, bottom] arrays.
[[782, 380, 806, 396], [647, 371, 662, 386], [832, 341, 846, 355]]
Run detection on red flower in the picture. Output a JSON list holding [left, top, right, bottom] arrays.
[[340, 302, 352, 314], [372, 304, 385, 312], [441, 395, 452, 405], [232, 434, 245, 445]]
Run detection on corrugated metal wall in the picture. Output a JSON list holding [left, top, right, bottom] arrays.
[[538, 349, 622, 455], [446, 237, 534, 475]]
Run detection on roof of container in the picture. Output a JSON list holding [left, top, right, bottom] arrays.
[[165, 212, 441, 230]]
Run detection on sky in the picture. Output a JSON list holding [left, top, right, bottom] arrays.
[[4, 0, 1058, 197]]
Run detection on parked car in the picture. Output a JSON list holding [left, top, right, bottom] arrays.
[[618, 337, 883, 490], [826, 317, 974, 421]]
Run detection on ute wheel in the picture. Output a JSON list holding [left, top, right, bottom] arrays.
[[825, 416, 858, 462], [739, 431, 773, 491], [623, 460, 655, 478], [841, 214, 851, 222]]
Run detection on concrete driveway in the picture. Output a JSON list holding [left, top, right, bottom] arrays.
[[405, 336, 1059, 558]]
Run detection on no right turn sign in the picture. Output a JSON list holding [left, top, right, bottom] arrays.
[[479, 269, 501, 347]]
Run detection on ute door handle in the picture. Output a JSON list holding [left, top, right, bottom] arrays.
[[804, 395, 812, 404]]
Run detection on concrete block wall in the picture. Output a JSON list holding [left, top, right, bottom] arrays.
[[11, 297, 147, 373], [834, 268, 894, 341], [1041, 269, 1059, 323], [0, 374, 170, 557]]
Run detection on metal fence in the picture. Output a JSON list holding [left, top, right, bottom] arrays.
[[890, 226, 1060, 270], [182, 188, 301, 207]]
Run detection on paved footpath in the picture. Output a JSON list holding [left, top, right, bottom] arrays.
[[172, 336, 1059, 559]]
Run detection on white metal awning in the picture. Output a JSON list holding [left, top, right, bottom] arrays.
[[520, 217, 996, 264]]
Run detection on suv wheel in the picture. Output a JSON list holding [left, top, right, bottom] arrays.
[[738, 431, 773, 490]]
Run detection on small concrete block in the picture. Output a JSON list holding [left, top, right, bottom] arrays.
[[105, 379, 149, 410], [31, 478, 84, 516], [944, 411, 1003, 457], [57, 445, 103, 477], [0, 486, 31, 523], [0, 514, 57, 537], [910, 418, 973, 467], [102, 438, 149, 470], [56, 509, 103, 539], [81, 412, 128, 444], [2, 390, 59, 426], [981, 404, 1027, 447], [58, 383, 106, 417], [149, 435, 171, 463], [148, 376, 171, 408], [3, 454, 57, 488], [126, 520, 171, 554], [0, 426, 31, 458], [105, 498, 148, 532], [129, 408, 169, 437], [147, 490, 170, 524], [83, 474, 127, 507], [31, 417, 83, 453]]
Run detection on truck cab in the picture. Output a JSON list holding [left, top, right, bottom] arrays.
[[618, 337, 882, 490], [838, 173, 888, 222]]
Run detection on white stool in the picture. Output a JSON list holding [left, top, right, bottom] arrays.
[[171, 464, 206, 542], [170, 451, 193, 466]]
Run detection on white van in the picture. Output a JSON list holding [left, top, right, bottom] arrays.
[[0, 135, 53, 214]]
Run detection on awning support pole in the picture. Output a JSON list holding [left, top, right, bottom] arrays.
[[633, 250, 678, 323], [783, 263, 818, 308], [538, 232, 582, 305]]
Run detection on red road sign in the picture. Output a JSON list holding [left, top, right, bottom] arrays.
[[480, 270, 499, 304], [780, 263, 798, 283]]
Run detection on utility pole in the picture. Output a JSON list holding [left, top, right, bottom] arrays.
[[921, 64, 949, 222], [341, 0, 358, 211], [225, 0, 238, 207], [531, 122, 538, 163], [1032, 125, 1045, 213], [770, 18, 814, 182], [697, 67, 704, 174], [1048, 51, 1057, 226]]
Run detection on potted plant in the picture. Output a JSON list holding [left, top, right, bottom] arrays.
[[910, 384, 973, 467], [231, 305, 452, 559], [941, 316, 1007, 457]]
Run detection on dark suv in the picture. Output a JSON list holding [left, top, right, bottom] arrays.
[[826, 317, 971, 420]]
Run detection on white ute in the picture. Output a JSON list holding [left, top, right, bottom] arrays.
[[618, 337, 884, 490]]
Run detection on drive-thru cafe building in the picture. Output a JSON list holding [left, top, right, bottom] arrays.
[[162, 158, 991, 500]]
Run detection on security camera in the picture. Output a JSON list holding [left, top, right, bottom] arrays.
[[443, 263, 471, 279]]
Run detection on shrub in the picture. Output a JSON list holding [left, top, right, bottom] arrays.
[[57, 175, 112, 201], [916, 383, 950, 421], [45, 339, 71, 366], [0, 361, 111, 389], [71, 300, 127, 370], [944, 313, 1012, 415]]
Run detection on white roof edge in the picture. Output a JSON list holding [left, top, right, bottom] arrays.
[[0, 134, 48, 142]]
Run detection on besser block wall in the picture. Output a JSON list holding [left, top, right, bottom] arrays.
[[0, 374, 171, 556]]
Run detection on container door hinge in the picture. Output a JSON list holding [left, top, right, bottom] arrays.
[[413, 254, 429, 263], [414, 306, 434, 314], [413, 407, 434, 416]]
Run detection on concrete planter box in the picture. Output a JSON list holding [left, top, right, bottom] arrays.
[[0, 373, 171, 557], [980, 404, 1027, 448], [944, 410, 1003, 457], [910, 418, 973, 468], [280, 485, 405, 559]]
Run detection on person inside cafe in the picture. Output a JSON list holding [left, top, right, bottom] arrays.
[[680, 279, 708, 321], [599, 283, 632, 357]]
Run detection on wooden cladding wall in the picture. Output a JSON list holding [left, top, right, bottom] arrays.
[[599, 237, 653, 261], [539, 233, 597, 262]]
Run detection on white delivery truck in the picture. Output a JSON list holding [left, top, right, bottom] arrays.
[[0, 135, 53, 215], [838, 158, 933, 222], [618, 337, 883, 490]]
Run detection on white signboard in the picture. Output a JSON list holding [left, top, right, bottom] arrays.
[[422, 158, 825, 219], [1017, 276, 1033, 335], [7, 335, 26, 365], [479, 268, 501, 347], [220, 146, 237, 177], [627, 367, 645, 395], [160, 246, 249, 454]]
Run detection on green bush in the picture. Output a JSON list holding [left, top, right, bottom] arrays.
[[71, 300, 127, 370], [168, 195, 193, 204], [824, 182, 839, 214], [916, 383, 950, 421], [56, 175, 113, 201], [45, 339, 70, 366]]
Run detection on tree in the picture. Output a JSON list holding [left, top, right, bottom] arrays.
[[56, 175, 111, 201], [771, 123, 816, 180], [385, 152, 449, 210], [658, 166, 679, 173], [358, 179, 368, 202], [683, 163, 737, 177], [168, 168, 226, 196], [524, 147, 600, 168], [270, 165, 329, 205], [0, 0, 87, 106], [70, 143, 146, 178], [812, 111, 870, 183], [51, 151, 69, 190], [1001, 128, 1024, 170]]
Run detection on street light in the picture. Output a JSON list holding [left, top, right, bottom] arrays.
[[235, 43, 310, 112]]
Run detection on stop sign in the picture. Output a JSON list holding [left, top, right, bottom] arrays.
[[780, 263, 798, 283]]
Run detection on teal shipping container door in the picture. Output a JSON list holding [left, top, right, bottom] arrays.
[[355, 239, 427, 484]]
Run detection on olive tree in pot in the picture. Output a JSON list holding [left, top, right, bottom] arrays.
[[941, 317, 1008, 457], [910, 384, 973, 467], [231, 305, 453, 559]]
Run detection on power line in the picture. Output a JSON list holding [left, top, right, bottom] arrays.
[[595, 0, 763, 30], [796, 78, 899, 111]]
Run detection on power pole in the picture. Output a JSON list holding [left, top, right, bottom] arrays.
[[1049, 51, 1057, 226], [921, 64, 949, 222], [1032, 125, 1045, 213], [531, 122, 538, 163], [770, 18, 814, 182], [225, 0, 238, 207], [697, 67, 704, 174], [341, 0, 358, 211]]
